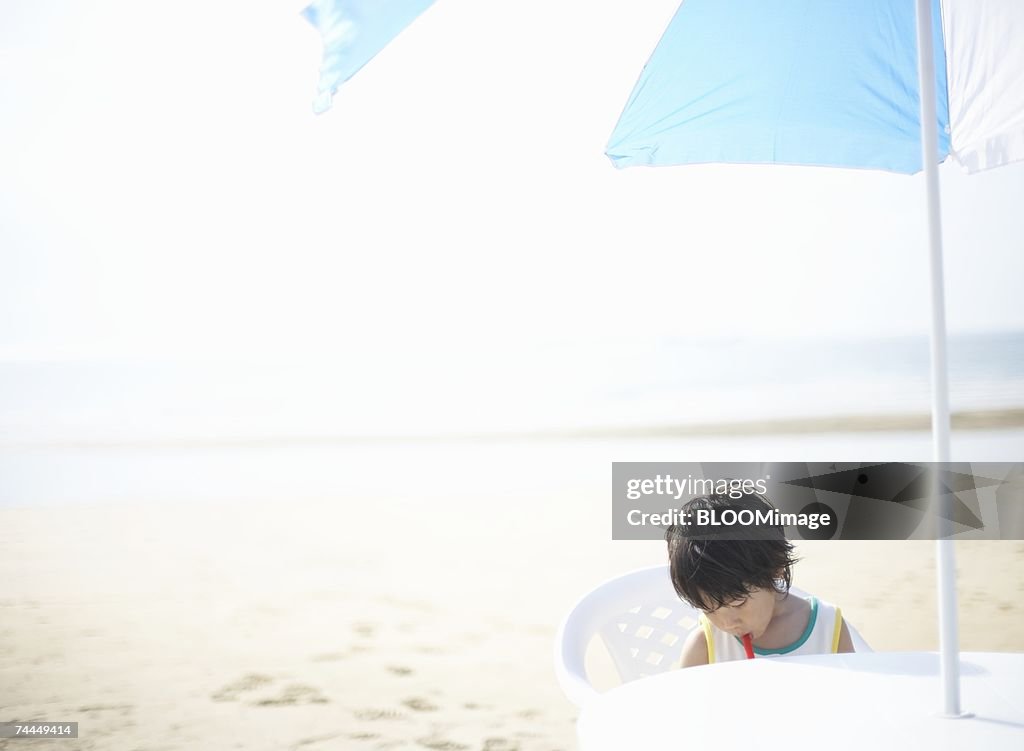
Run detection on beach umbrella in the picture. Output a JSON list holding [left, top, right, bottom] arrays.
[[302, 0, 437, 113], [606, 0, 1024, 717]]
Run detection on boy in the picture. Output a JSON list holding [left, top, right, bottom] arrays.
[[666, 491, 855, 667]]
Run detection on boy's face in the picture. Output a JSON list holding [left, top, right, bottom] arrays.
[[701, 586, 778, 640]]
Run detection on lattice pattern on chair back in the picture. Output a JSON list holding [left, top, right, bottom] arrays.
[[593, 581, 847, 684], [597, 595, 701, 682]]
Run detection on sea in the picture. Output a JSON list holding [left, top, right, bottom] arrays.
[[2, 331, 1022, 507]]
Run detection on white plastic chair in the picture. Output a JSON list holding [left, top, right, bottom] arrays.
[[554, 564, 872, 707]]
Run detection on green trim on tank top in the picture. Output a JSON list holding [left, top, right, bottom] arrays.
[[734, 596, 818, 655]]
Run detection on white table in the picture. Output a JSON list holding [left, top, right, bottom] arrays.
[[578, 652, 1024, 750]]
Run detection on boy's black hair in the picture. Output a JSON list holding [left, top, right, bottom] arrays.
[[665, 491, 799, 612]]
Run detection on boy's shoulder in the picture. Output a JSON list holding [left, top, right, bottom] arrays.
[[678, 624, 709, 668]]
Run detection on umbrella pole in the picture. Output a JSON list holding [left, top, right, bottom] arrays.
[[915, 0, 965, 719]]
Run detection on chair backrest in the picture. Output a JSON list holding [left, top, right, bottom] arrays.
[[554, 564, 872, 707]]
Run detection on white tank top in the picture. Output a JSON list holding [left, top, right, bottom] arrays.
[[699, 595, 845, 664]]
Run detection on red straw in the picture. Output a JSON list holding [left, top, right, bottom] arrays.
[[742, 633, 755, 659]]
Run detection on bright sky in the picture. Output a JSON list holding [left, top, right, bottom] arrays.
[[3, 0, 1024, 361]]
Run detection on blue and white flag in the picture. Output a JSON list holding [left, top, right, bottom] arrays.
[[303, 0, 436, 114]]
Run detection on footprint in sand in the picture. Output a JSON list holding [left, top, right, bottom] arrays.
[[254, 683, 329, 706], [402, 697, 439, 712], [295, 732, 343, 746], [353, 622, 377, 637], [354, 708, 408, 722], [482, 739, 521, 751], [77, 704, 133, 713], [211, 673, 275, 702]]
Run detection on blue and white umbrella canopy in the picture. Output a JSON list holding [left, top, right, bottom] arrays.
[[607, 0, 1024, 175]]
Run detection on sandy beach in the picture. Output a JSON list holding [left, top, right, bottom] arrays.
[[4, 0, 1024, 746], [2, 444, 1023, 751]]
